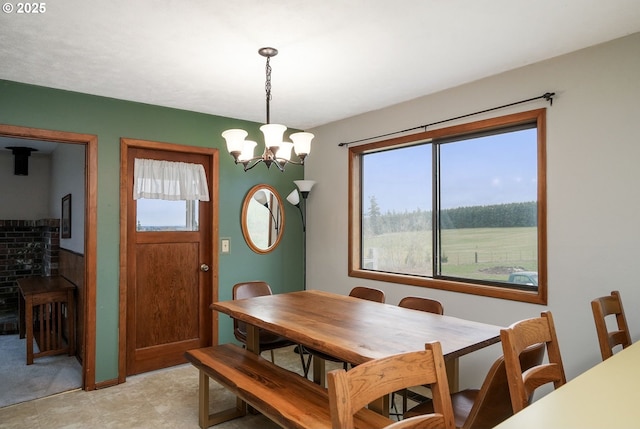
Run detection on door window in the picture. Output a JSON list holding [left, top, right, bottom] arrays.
[[136, 199, 199, 231]]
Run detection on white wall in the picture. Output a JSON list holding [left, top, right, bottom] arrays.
[[0, 143, 84, 254], [306, 33, 640, 391], [50, 143, 85, 254], [0, 151, 51, 219]]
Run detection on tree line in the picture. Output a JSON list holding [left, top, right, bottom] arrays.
[[365, 197, 536, 235]]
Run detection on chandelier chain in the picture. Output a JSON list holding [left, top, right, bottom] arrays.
[[265, 56, 272, 124]]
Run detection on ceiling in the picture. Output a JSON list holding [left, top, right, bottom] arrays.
[[1, 0, 639, 134]]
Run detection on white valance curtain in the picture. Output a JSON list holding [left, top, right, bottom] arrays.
[[133, 158, 210, 201]]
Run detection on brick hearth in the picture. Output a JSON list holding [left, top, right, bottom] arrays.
[[0, 219, 59, 335]]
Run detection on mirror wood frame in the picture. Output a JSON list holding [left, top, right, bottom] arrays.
[[241, 184, 285, 254]]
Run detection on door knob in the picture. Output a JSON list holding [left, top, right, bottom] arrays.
[[200, 263, 210, 272]]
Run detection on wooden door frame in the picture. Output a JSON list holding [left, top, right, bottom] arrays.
[[119, 138, 219, 382], [0, 123, 98, 390]]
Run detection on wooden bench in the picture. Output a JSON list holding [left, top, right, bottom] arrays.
[[184, 344, 394, 429]]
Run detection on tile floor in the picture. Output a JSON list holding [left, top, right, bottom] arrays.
[[1, 346, 404, 428]]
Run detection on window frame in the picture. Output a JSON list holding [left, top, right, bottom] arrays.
[[348, 108, 547, 304]]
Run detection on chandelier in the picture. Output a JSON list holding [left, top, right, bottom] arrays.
[[222, 47, 314, 172]]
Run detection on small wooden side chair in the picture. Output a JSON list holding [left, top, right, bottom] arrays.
[[500, 311, 566, 414], [404, 343, 544, 429], [591, 290, 632, 360], [327, 341, 455, 429]]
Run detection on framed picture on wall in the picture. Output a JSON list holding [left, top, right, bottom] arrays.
[[61, 194, 71, 238]]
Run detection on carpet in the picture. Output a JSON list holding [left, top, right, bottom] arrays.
[[0, 334, 82, 408]]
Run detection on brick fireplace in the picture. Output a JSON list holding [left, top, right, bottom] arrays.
[[0, 219, 59, 335]]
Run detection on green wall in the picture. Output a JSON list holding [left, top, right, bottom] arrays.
[[0, 79, 305, 382]]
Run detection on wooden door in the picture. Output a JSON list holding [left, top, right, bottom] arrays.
[[125, 144, 215, 375]]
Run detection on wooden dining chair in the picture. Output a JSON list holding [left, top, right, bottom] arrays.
[[327, 341, 455, 429], [404, 343, 544, 429], [500, 311, 566, 414], [349, 286, 386, 303], [302, 286, 385, 378], [398, 296, 444, 315], [232, 281, 297, 363], [394, 296, 444, 415], [591, 290, 632, 360]]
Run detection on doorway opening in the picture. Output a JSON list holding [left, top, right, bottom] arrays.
[[0, 124, 97, 406]]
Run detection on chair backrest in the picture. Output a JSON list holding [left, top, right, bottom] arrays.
[[591, 290, 632, 360], [398, 296, 444, 315], [232, 281, 272, 340], [233, 281, 272, 300], [327, 341, 455, 429], [349, 286, 385, 303], [500, 311, 566, 414], [463, 343, 545, 429]]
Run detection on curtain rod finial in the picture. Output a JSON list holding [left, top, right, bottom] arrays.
[[543, 92, 555, 105]]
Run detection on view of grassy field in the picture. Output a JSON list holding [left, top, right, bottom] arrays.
[[363, 226, 537, 283]]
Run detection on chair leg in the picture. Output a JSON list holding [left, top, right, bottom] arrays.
[[402, 389, 407, 415], [270, 350, 275, 362], [301, 347, 312, 378], [389, 391, 401, 418]]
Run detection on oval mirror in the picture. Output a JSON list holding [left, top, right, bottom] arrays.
[[241, 184, 285, 254]]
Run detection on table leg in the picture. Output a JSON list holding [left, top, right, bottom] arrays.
[[313, 356, 326, 387], [67, 290, 75, 356], [445, 358, 459, 392], [245, 325, 260, 354], [369, 395, 390, 418], [25, 295, 34, 365], [243, 325, 260, 414], [18, 290, 25, 339]]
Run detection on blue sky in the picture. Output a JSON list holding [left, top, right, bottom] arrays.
[[362, 128, 537, 213]]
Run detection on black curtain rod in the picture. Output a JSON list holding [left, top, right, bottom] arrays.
[[338, 92, 555, 147]]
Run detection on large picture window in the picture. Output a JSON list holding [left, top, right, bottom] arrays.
[[349, 109, 547, 304]]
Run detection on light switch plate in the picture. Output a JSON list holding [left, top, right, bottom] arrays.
[[221, 238, 230, 254]]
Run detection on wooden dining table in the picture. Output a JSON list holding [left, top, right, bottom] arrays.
[[211, 290, 503, 393]]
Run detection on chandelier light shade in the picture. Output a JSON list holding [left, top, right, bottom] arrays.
[[239, 140, 258, 162], [222, 47, 313, 172]]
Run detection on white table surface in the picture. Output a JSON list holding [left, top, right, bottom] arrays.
[[494, 340, 640, 429]]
